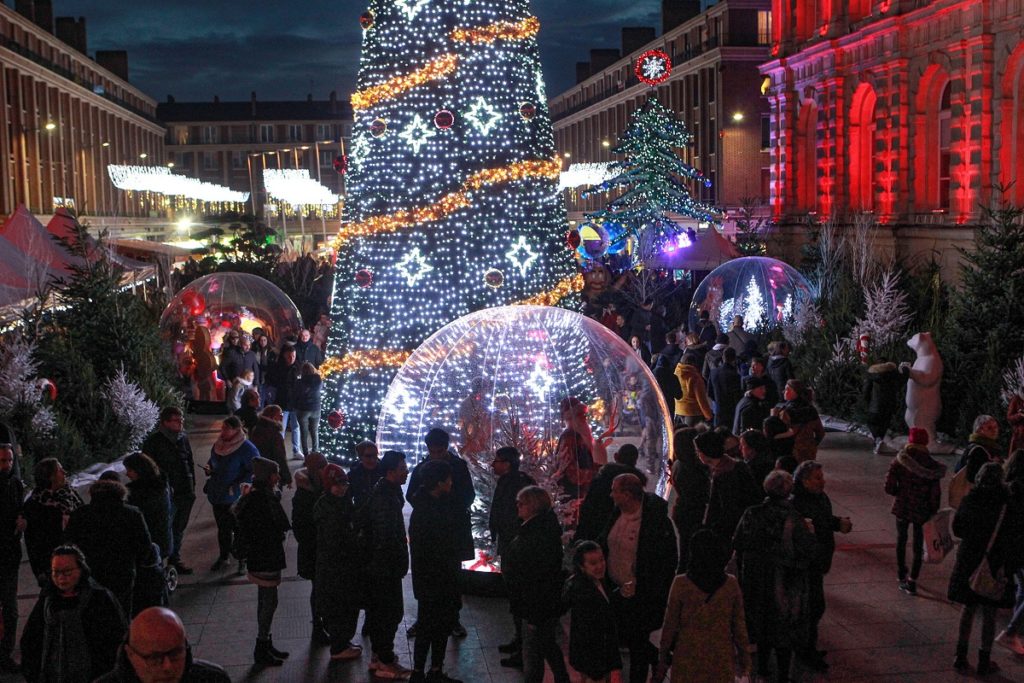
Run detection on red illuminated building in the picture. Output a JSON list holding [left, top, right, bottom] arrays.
[[761, 0, 1024, 268]]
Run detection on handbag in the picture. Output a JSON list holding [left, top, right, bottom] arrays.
[[923, 508, 955, 564], [969, 504, 1008, 600], [947, 467, 971, 509]]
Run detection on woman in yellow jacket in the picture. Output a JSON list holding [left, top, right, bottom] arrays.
[[674, 353, 713, 426]]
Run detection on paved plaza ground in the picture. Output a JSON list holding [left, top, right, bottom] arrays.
[[5, 416, 1024, 682]]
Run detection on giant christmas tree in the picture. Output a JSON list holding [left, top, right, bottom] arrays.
[[320, 0, 581, 458]]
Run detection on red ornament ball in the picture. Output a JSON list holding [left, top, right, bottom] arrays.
[[566, 230, 582, 250], [327, 410, 345, 430], [359, 11, 375, 29], [635, 49, 672, 86], [434, 110, 455, 129], [333, 155, 348, 175], [519, 102, 536, 120], [484, 268, 504, 289], [355, 269, 374, 288], [370, 118, 388, 138]]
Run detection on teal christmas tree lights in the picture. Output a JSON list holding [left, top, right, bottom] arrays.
[[582, 98, 720, 264], [320, 0, 581, 460]]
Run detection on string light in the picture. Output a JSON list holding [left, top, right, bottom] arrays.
[[351, 54, 460, 111], [107, 165, 248, 203], [451, 16, 541, 44]]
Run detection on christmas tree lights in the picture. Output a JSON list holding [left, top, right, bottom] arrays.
[[321, 0, 579, 459]]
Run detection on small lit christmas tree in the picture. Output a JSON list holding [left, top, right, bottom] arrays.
[[583, 98, 720, 265]]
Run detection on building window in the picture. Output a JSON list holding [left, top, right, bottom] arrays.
[[174, 152, 189, 168], [175, 127, 189, 145], [320, 150, 335, 167], [761, 167, 771, 199], [231, 151, 246, 169], [316, 124, 332, 141], [260, 124, 274, 143], [203, 152, 218, 170], [757, 11, 772, 45], [761, 115, 771, 149], [288, 124, 303, 142], [201, 126, 218, 144], [708, 120, 717, 154], [693, 122, 701, 156], [938, 83, 952, 210], [692, 75, 699, 102], [708, 70, 716, 102]]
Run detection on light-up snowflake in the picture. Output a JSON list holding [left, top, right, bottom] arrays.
[[466, 97, 503, 136], [395, 247, 434, 286], [505, 235, 539, 277], [642, 57, 667, 81]]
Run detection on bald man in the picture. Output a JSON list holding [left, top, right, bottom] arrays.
[[95, 607, 229, 683]]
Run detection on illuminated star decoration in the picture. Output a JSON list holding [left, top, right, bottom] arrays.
[[386, 384, 417, 422], [642, 56, 667, 81], [399, 114, 436, 153], [466, 97, 503, 136], [395, 247, 434, 286], [396, 0, 429, 20], [527, 357, 555, 400], [506, 235, 539, 277]]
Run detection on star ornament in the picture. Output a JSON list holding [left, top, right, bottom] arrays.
[[527, 357, 555, 401], [505, 236, 539, 277], [399, 114, 436, 153], [465, 97, 503, 136], [395, 0, 429, 20], [635, 49, 672, 86], [396, 247, 434, 286]]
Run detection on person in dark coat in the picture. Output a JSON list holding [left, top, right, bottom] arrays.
[[702, 333, 730, 384], [997, 451, 1024, 654], [235, 388, 261, 433], [488, 447, 535, 664], [348, 440, 384, 511], [862, 362, 904, 453], [64, 480, 155, 616], [248, 405, 293, 487], [766, 341, 795, 401], [23, 458, 84, 584], [778, 380, 825, 462], [292, 451, 328, 643], [203, 417, 258, 572], [504, 486, 570, 683], [20, 545, 127, 683], [0, 445, 24, 672], [695, 431, 762, 542], [253, 333, 277, 404], [734, 376, 772, 435], [733, 471, 817, 683], [883, 427, 946, 595], [293, 328, 324, 368], [696, 310, 718, 350], [957, 415, 1003, 484], [140, 406, 196, 574], [670, 427, 709, 573], [313, 464, 364, 660], [738, 429, 773, 494], [123, 453, 173, 562], [575, 444, 648, 543], [652, 353, 682, 419], [293, 363, 323, 457], [409, 460, 464, 683], [94, 607, 231, 683], [744, 356, 779, 407], [709, 347, 743, 429], [406, 429, 475, 638], [264, 345, 303, 459], [599, 474, 678, 683], [562, 541, 622, 682], [793, 461, 853, 672], [233, 457, 292, 667], [948, 463, 1019, 675]]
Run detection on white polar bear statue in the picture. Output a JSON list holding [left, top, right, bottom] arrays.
[[900, 332, 943, 446]]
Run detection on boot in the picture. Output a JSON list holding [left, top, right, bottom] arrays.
[[267, 638, 290, 660], [254, 639, 284, 667], [977, 649, 999, 676], [953, 641, 970, 672]]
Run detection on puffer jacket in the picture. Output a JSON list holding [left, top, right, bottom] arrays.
[[674, 363, 713, 420], [883, 445, 946, 525]]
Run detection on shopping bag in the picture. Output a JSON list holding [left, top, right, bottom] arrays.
[[923, 508, 955, 563]]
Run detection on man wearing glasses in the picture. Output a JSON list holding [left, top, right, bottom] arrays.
[[95, 607, 229, 683]]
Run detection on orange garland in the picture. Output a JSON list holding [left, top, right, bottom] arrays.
[[351, 54, 459, 111], [515, 273, 585, 307], [451, 16, 541, 45]]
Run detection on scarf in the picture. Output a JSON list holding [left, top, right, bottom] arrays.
[[212, 430, 247, 457], [30, 485, 84, 514], [968, 433, 1001, 455]]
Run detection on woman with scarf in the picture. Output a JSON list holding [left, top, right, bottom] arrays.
[[23, 458, 84, 584], [958, 415, 1003, 484], [562, 541, 622, 683], [777, 380, 825, 462], [203, 416, 258, 572], [654, 529, 751, 683]]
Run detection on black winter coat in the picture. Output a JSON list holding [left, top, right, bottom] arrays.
[[23, 495, 67, 581], [504, 508, 565, 624], [862, 363, 904, 435], [219, 345, 244, 382], [489, 469, 535, 557], [140, 428, 196, 500], [671, 456, 710, 571], [367, 479, 408, 579], [734, 393, 771, 435], [791, 485, 840, 574], [291, 469, 321, 580], [766, 355, 795, 398], [293, 374, 323, 412], [948, 486, 1019, 607], [0, 472, 24, 576], [709, 362, 743, 428], [409, 490, 462, 603], [599, 494, 678, 633], [705, 459, 762, 541], [575, 462, 647, 543], [125, 476, 173, 559], [653, 356, 682, 411], [266, 360, 302, 411], [95, 645, 230, 683], [314, 492, 364, 615], [293, 340, 323, 368], [233, 486, 291, 572], [249, 417, 292, 486], [348, 462, 384, 511], [407, 452, 475, 561], [563, 575, 622, 679]]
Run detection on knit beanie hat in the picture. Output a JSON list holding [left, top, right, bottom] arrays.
[[252, 456, 279, 485], [908, 427, 929, 446], [320, 463, 348, 489]]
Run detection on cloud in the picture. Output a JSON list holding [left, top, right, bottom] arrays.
[[51, 0, 661, 100]]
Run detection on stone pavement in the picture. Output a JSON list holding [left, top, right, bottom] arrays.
[[5, 416, 1024, 682]]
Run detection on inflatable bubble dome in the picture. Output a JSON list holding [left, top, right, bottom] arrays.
[[377, 305, 672, 568], [160, 273, 303, 401], [689, 256, 815, 334]]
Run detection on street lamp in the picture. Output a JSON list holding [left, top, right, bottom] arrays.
[[732, 112, 745, 122]]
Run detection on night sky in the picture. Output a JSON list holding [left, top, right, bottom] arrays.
[[40, 0, 662, 104]]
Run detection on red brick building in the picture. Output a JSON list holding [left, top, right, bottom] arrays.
[[761, 0, 1024, 268]]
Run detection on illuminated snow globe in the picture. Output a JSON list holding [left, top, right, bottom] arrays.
[[377, 305, 673, 574], [689, 256, 814, 333], [160, 273, 303, 401]]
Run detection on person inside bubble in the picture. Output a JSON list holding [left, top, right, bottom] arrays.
[[553, 397, 619, 499]]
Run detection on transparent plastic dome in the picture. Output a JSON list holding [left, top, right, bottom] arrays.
[[689, 256, 814, 333], [160, 273, 303, 400], [377, 305, 672, 569]]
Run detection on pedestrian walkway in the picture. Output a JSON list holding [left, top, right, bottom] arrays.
[[4, 418, 1024, 682]]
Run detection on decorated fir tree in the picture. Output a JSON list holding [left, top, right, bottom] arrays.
[[583, 98, 720, 264], [320, 0, 581, 459]]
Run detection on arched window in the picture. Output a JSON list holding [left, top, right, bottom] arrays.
[[795, 101, 818, 212], [849, 83, 877, 211], [1000, 45, 1024, 206], [913, 66, 950, 211], [938, 83, 952, 211]]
